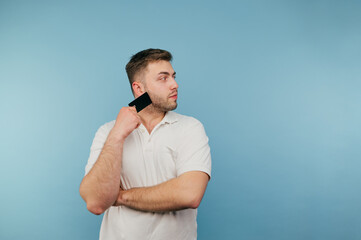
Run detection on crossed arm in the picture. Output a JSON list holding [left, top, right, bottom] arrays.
[[113, 171, 209, 212]]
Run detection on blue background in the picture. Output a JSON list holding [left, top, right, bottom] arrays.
[[1, 1, 361, 239]]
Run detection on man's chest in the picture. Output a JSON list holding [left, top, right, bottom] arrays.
[[120, 129, 179, 188]]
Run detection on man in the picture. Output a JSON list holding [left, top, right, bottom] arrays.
[[79, 49, 212, 240]]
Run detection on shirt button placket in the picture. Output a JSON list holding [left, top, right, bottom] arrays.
[[140, 129, 151, 153], [145, 137, 152, 153]]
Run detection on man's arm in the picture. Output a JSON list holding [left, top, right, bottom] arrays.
[[79, 107, 140, 215], [113, 171, 209, 212]]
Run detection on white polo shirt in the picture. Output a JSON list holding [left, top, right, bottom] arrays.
[[85, 111, 212, 240]]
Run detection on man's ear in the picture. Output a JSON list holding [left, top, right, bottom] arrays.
[[132, 81, 145, 97]]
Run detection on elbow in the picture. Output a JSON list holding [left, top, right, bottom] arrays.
[[87, 202, 106, 215], [180, 186, 205, 209], [79, 181, 107, 215], [189, 198, 201, 209], [186, 195, 203, 209]]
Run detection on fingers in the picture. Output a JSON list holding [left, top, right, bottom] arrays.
[[129, 105, 137, 113], [113, 106, 142, 137], [128, 106, 141, 124]]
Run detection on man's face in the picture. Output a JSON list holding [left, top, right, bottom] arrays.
[[141, 60, 178, 112]]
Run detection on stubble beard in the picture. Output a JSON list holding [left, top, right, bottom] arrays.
[[146, 90, 178, 113]]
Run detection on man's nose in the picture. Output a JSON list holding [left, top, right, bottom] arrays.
[[170, 77, 178, 90]]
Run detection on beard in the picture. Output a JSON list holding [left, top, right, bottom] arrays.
[[146, 89, 178, 112]]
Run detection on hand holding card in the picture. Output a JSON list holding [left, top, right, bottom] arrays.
[[128, 92, 152, 112]]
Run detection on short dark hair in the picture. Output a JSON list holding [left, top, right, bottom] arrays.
[[126, 48, 173, 92]]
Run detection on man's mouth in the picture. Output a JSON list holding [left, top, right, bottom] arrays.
[[169, 94, 178, 100]]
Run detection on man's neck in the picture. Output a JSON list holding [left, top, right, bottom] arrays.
[[138, 107, 166, 134]]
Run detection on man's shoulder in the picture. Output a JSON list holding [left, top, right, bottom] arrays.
[[95, 120, 116, 135], [101, 119, 116, 129]]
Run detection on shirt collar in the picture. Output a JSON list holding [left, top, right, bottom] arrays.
[[138, 111, 179, 132], [161, 111, 179, 124]]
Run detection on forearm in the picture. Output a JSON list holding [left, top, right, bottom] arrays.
[[80, 133, 124, 214], [118, 180, 189, 212], [114, 171, 209, 212]]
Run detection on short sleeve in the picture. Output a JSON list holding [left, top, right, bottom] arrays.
[[84, 123, 112, 176], [176, 119, 212, 178]]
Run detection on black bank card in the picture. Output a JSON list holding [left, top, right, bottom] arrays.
[[128, 92, 152, 112]]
